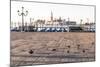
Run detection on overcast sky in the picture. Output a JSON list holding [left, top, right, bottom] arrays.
[[11, 1, 95, 24]]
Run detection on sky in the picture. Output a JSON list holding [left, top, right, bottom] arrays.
[[11, 1, 95, 24]]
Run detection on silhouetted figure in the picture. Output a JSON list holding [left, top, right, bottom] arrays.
[[29, 50, 34, 54]]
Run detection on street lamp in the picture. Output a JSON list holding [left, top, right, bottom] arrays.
[[17, 6, 28, 32]]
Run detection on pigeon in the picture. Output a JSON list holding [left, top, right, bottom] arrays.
[[29, 50, 34, 54]]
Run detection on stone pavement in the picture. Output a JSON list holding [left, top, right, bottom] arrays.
[[10, 32, 95, 66]]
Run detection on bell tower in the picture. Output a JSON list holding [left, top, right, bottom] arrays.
[[51, 11, 53, 22]]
